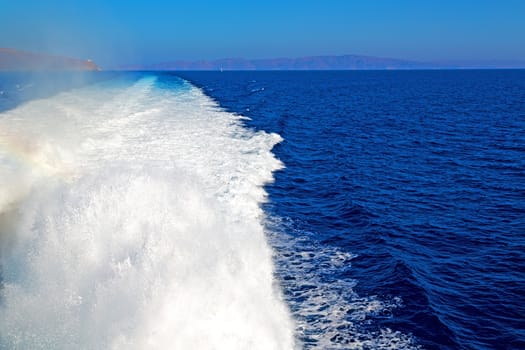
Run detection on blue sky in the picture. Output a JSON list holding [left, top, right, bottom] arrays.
[[1, 0, 524, 66]]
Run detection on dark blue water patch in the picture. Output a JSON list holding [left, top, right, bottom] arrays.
[[177, 70, 525, 349], [0, 71, 122, 113]]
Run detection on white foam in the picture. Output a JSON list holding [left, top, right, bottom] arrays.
[[0, 75, 295, 349], [266, 217, 420, 349]]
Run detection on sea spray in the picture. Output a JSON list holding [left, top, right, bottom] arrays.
[[0, 74, 295, 349]]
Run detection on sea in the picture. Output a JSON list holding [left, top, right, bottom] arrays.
[[0, 70, 524, 349]]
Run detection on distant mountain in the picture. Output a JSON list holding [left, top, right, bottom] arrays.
[[126, 54, 433, 71], [119, 54, 525, 71], [0, 48, 100, 71], [429, 59, 525, 69]]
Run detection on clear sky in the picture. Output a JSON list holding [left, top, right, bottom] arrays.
[[1, 0, 524, 67]]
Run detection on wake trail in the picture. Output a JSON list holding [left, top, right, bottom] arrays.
[[0, 74, 295, 349]]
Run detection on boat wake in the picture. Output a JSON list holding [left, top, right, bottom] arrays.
[[0, 74, 294, 349]]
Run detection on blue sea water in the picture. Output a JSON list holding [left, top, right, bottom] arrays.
[[179, 70, 525, 349], [1, 70, 524, 349]]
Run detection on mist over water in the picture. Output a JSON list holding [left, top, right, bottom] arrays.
[[0, 72, 115, 113], [0, 74, 294, 349]]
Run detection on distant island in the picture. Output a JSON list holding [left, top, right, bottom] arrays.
[[0, 48, 100, 71], [120, 54, 525, 71], [121, 55, 428, 71], [2, 49, 522, 71]]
